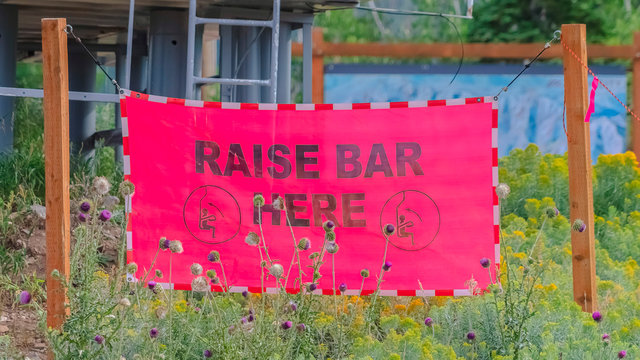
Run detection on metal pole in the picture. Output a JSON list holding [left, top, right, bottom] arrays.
[[268, 0, 281, 103], [125, 0, 135, 89], [68, 50, 97, 155], [186, 0, 197, 99], [302, 23, 312, 103], [276, 23, 291, 103], [0, 5, 17, 152]]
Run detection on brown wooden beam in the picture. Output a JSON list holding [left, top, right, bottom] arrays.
[[42, 18, 71, 340], [562, 23, 598, 313]]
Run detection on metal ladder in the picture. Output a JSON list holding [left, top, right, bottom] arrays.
[[185, 0, 281, 101]]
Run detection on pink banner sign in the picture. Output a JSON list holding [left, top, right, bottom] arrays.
[[120, 92, 499, 296]]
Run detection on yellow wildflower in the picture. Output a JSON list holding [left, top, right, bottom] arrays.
[[174, 300, 188, 313], [407, 298, 424, 313], [394, 304, 407, 312]]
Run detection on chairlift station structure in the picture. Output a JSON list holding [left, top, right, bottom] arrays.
[[0, 0, 357, 154]]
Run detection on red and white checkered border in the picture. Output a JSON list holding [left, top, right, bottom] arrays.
[[119, 89, 501, 296]]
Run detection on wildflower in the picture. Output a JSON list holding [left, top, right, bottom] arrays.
[[155, 269, 163, 278], [206, 269, 217, 279], [242, 290, 249, 298], [480, 258, 491, 268], [545, 206, 559, 218], [384, 224, 395, 236], [253, 194, 265, 207], [99, 210, 112, 222], [191, 263, 203, 276], [126, 262, 138, 274], [203, 350, 212, 358], [93, 176, 111, 195], [495, 183, 510, 199], [159, 237, 170, 250], [77, 213, 88, 222], [272, 196, 285, 210], [467, 331, 476, 341], [148, 281, 157, 290], [618, 350, 627, 359], [325, 231, 336, 242], [19, 291, 31, 305], [191, 276, 209, 292], [241, 317, 248, 324], [382, 260, 392, 271], [296, 323, 306, 332], [169, 240, 184, 254], [270, 263, 284, 278], [602, 333, 610, 343], [424, 317, 433, 327], [245, 232, 260, 246], [289, 301, 298, 312], [119, 179, 135, 197], [207, 250, 220, 263], [94, 334, 104, 344], [228, 325, 236, 334], [592, 311, 602, 322], [149, 328, 159, 338], [325, 241, 339, 254], [572, 219, 586, 232], [80, 201, 91, 213], [339, 283, 347, 293], [248, 314, 254, 322], [281, 321, 292, 330], [210, 277, 220, 285], [297, 237, 311, 251], [361, 269, 370, 278], [308, 283, 317, 292], [323, 220, 335, 232], [119, 298, 131, 307]]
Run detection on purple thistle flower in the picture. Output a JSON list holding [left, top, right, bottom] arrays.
[[424, 317, 433, 327], [241, 317, 248, 324], [159, 238, 170, 250], [149, 327, 159, 338], [94, 334, 104, 344], [148, 281, 157, 290], [203, 349, 213, 358], [77, 212, 88, 222], [296, 323, 306, 332], [242, 290, 249, 298], [289, 301, 297, 312], [480, 258, 491, 269], [80, 201, 91, 213], [618, 350, 627, 359], [339, 282, 347, 293], [281, 321, 292, 330], [602, 333, 610, 342], [19, 291, 31, 305], [382, 260, 392, 271], [98, 209, 111, 222], [323, 220, 335, 231], [307, 283, 317, 292], [592, 311, 602, 322], [467, 331, 476, 341], [384, 223, 395, 236], [248, 314, 254, 322]]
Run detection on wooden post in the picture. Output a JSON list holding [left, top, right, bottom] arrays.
[[42, 18, 71, 333], [312, 28, 324, 104], [562, 24, 597, 312], [633, 32, 640, 157]]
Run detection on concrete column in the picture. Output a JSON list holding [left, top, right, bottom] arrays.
[[149, 9, 188, 98], [0, 5, 17, 152], [68, 50, 97, 154], [115, 51, 125, 162], [276, 23, 291, 103]]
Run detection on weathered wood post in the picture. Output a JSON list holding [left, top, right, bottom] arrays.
[[562, 23, 598, 312], [42, 18, 71, 342]]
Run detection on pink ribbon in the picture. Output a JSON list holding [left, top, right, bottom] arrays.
[[585, 76, 599, 122]]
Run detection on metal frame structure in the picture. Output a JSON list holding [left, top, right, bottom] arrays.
[[0, 0, 318, 156], [186, 0, 282, 101]]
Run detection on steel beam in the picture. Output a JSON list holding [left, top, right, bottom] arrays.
[[0, 5, 17, 152], [149, 8, 188, 98], [68, 50, 97, 153]]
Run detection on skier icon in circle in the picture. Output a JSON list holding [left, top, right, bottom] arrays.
[[183, 185, 241, 245], [380, 190, 440, 251]]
